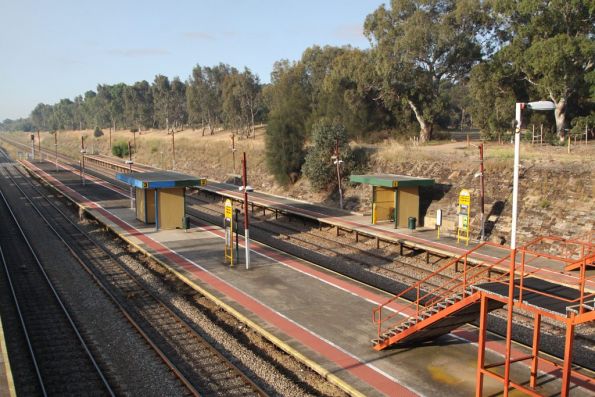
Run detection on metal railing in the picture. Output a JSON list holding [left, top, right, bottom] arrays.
[[373, 239, 595, 341]]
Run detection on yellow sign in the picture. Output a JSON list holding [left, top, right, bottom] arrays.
[[457, 189, 471, 245], [224, 199, 233, 220], [224, 199, 234, 266], [199, 178, 207, 186], [459, 190, 470, 206], [142, 182, 148, 188]]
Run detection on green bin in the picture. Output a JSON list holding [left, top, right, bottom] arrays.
[[408, 216, 416, 230]]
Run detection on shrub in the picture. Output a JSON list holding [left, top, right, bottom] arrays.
[[303, 119, 353, 191], [93, 127, 104, 138], [111, 140, 129, 158]]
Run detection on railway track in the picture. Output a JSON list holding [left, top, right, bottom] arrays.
[[0, 170, 114, 396], [2, 135, 593, 370], [2, 157, 269, 396]]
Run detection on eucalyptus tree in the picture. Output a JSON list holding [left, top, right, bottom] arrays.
[[488, 0, 594, 139], [364, 0, 487, 142]]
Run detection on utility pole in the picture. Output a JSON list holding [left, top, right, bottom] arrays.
[[109, 128, 112, 154], [242, 152, 250, 270], [332, 137, 344, 209], [132, 130, 137, 150], [126, 141, 134, 209], [80, 136, 87, 186], [30, 133, 35, 160], [231, 133, 236, 172], [37, 130, 41, 159], [54, 131, 58, 172], [478, 143, 485, 241], [172, 128, 176, 170]]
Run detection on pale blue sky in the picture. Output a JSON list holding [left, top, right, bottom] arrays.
[[0, 0, 380, 120]]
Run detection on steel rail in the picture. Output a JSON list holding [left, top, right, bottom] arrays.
[[0, 182, 115, 396], [7, 162, 268, 397]]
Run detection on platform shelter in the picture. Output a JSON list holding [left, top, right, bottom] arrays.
[[116, 171, 206, 230], [350, 174, 434, 228]]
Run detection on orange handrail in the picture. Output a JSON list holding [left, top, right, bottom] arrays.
[[373, 239, 595, 341]]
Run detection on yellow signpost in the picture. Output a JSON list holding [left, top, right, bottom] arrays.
[[457, 189, 471, 245], [224, 199, 234, 266]]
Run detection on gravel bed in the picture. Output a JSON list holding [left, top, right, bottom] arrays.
[[81, 222, 346, 397], [1, 166, 187, 396]]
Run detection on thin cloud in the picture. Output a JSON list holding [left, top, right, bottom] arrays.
[[183, 31, 216, 40], [334, 24, 365, 41], [107, 48, 170, 57]]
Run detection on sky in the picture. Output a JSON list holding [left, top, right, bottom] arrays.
[[0, 0, 381, 120]]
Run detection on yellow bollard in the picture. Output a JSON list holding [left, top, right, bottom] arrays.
[[372, 203, 377, 225]]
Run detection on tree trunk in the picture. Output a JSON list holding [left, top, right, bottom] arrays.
[[553, 98, 567, 141], [407, 99, 433, 143]]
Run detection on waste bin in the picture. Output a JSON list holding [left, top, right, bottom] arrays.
[[408, 216, 416, 230], [182, 215, 190, 231]]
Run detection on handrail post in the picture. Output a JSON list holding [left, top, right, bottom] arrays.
[[519, 249, 526, 304], [416, 286, 420, 318], [579, 258, 586, 315], [463, 254, 468, 294], [377, 309, 382, 338]]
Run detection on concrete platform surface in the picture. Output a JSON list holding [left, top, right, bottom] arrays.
[[20, 159, 595, 397]]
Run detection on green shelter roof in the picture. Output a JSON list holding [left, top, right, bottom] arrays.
[[349, 174, 434, 188]]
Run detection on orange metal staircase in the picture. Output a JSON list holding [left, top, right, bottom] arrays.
[[371, 235, 594, 396], [372, 243, 509, 350]]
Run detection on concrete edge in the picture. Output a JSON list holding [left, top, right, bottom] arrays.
[[0, 316, 17, 397], [18, 160, 367, 397]]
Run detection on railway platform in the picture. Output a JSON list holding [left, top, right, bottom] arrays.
[[18, 158, 595, 397], [0, 316, 16, 397], [200, 181, 594, 290]]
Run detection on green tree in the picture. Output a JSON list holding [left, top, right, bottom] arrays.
[[186, 64, 236, 135], [364, 0, 486, 142], [265, 61, 311, 185], [222, 68, 261, 138], [303, 120, 352, 191], [124, 81, 153, 130], [489, 0, 594, 140]]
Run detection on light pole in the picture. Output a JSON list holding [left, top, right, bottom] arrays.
[[511, 101, 555, 248], [240, 152, 252, 270], [80, 136, 87, 186], [171, 128, 176, 170], [54, 131, 58, 172], [126, 141, 134, 209], [331, 137, 344, 209], [475, 143, 485, 241]]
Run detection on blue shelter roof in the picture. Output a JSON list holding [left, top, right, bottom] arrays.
[[116, 171, 206, 189]]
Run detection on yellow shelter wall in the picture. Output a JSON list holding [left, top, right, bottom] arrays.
[[146, 189, 155, 224], [135, 188, 145, 222], [158, 188, 184, 229], [374, 186, 395, 222], [398, 186, 419, 228]]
